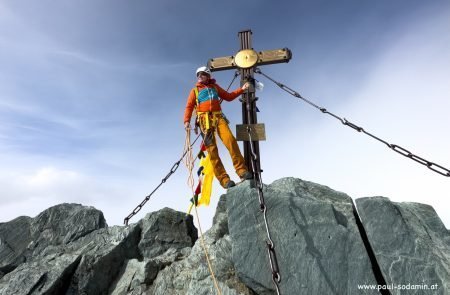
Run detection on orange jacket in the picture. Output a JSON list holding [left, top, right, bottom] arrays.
[[183, 81, 244, 123]]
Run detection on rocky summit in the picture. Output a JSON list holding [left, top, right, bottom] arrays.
[[0, 177, 448, 295]]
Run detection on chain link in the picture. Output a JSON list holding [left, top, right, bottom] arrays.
[[255, 68, 450, 178], [247, 126, 282, 294]]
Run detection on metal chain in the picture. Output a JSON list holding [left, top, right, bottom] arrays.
[[227, 70, 240, 89], [123, 134, 201, 225], [247, 126, 282, 295], [254, 68, 450, 178], [220, 70, 240, 104], [124, 73, 241, 225]]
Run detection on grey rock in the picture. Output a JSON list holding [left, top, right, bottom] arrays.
[[1, 177, 447, 295], [0, 204, 131, 295], [108, 208, 199, 295], [0, 204, 201, 295], [66, 224, 141, 295], [147, 194, 254, 295], [0, 203, 105, 279], [138, 207, 198, 258], [211, 192, 230, 239], [68, 208, 197, 294], [356, 197, 450, 295], [28, 203, 107, 257], [0, 216, 32, 275], [110, 247, 192, 295], [0, 252, 81, 295], [227, 177, 379, 295], [143, 247, 191, 284], [110, 258, 146, 295]]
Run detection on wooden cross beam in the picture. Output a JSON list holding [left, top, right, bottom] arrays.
[[207, 29, 292, 177]]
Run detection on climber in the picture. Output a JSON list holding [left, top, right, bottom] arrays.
[[184, 66, 253, 189]]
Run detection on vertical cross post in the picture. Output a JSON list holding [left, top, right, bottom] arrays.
[[238, 30, 261, 175]]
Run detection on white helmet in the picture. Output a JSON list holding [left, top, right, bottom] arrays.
[[196, 66, 211, 76]]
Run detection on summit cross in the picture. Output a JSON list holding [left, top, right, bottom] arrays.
[[207, 29, 292, 176]]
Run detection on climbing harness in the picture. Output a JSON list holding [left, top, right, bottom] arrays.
[[254, 68, 450, 178], [193, 71, 238, 132], [197, 111, 222, 131]]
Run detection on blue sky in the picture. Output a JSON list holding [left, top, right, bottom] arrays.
[[1, 0, 449, 230]]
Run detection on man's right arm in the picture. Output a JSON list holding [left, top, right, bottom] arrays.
[[183, 89, 196, 127]]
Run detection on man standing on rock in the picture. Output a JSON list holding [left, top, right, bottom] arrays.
[[184, 66, 253, 189]]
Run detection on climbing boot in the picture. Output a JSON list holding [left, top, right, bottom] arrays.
[[239, 171, 253, 181], [225, 180, 236, 189]]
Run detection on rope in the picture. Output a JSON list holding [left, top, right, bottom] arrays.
[[184, 128, 222, 295], [182, 129, 195, 189]]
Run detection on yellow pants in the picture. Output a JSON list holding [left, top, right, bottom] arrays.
[[198, 113, 247, 188]]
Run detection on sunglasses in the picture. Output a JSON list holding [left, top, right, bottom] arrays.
[[197, 72, 210, 77]]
